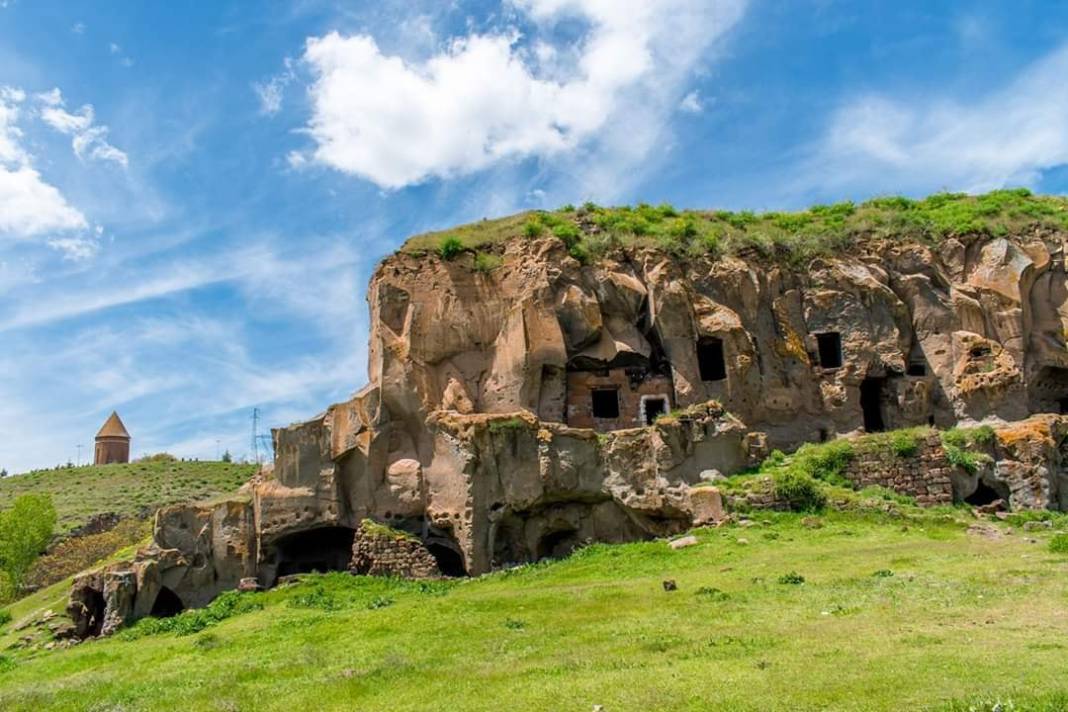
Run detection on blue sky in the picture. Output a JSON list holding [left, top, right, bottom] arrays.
[[2, 1, 1067, 472]]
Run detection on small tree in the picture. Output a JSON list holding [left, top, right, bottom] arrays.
[[0, 468, 7, 478], [221, 450, 233, 463], [0, 494, 57, 600]]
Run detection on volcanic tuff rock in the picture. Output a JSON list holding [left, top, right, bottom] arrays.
[[69, 213, 1068, 635]]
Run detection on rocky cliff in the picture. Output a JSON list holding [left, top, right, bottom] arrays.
[[68, 191, 1068, 636]]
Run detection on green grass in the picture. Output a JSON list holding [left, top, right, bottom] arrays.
[[401, 189, 1068, 267], [2, 508, 1068, 710], [0, 461, 258, 534]]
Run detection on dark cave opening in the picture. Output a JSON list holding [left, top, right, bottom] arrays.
[[85, 588, 106, 638], [426, 540, 467, 577], [965, 481, 1002, 507], [697, 337, 727, 382], [816, 332, 843, 369], [860, 377, 887, 432], [537, 529, 580, 561], [591, 387, 620, 419], [270, 526, 357, 582], [149, 586, 185, 618]]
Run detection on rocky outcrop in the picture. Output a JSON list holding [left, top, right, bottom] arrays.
[[69, 222, 1068, 636]]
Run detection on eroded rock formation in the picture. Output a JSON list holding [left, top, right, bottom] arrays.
[[70, 224, 1068, 635]]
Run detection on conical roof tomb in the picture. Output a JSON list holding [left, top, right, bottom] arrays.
[[96, 411, 131, 439]]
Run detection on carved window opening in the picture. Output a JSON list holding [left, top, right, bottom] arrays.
[[1060, 398, 1068, 415], [697, 337, 726, 382], [642, 396, 667, 425], [907, 361, 927, 377], [860, 377, 886, 433], [591, 388, 620, 419], [816, 332, 843, 369], [150, 586, 185, 618]]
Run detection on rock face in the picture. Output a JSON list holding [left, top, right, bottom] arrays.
[[69, 226, 1068, 635]]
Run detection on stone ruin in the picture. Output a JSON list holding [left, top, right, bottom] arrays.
[[69, 225, 1068, 636]]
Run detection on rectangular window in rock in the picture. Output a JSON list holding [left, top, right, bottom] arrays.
[[696, 337, 727, 382], [816, 332, 843, 369], [907, 361, 927, 377], [642, 396, 667, 425], [591, 388, 620, 419]]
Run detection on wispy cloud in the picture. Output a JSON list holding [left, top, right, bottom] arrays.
[[37, 87, 129, 167], [800, 42, 1068, 196]]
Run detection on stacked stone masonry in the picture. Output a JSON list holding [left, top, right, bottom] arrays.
[[844, 434, 955, 506]]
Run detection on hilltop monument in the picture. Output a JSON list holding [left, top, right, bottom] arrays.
[[94, 411, 131, 465]]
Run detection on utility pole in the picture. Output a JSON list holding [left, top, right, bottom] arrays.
[[76, 443, 83, 467], [216, 439, 221, 461], [251, 407, 261, 465]]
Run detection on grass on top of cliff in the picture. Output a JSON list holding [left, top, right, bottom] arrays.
[[403, 189, 1068, 266], [4, 504, 1068, 711], [0, 460, 258, 534]]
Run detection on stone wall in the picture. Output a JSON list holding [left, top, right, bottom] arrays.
[[566, 368, 673, 430], [349, 520, 440, 578], [842, 433, 955, 506]]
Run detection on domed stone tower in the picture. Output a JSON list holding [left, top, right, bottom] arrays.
[[94, 411, 131, 465]]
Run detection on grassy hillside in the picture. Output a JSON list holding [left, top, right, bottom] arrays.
[[0, 460, 258, 534], [404, 188, 1068, 267], [2, 502, 1068, 711]]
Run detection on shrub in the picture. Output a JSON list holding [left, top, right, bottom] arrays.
[[523, 220, 543, 238], [139, 453, 177, 463], [438, 236, 464, 260], [790, 440, 854, 486], [488, 417, 527, 435], [773, 470, 826, 512], [890, 430, 921, 457], [1049, 533, 1068, 554], [504, 618, 526, 630], [872, 569, 894, 578], [552, 222, 581, 247], [473, 252, 501, 273], [0, 609, 11, 628], [777, 572, 805, 585], [0, 493, 57, 601]]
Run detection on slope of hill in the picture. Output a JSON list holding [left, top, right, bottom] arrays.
[[0, 460, 259, 534], [2, 501, 1067, 711]]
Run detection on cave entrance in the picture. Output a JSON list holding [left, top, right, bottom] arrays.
[[150, 586, 184, 618], [816, 332, 843, 369], [1060, 397, 1068, 415], [642, 396, 667, 425], [860, 377, 887, 433], [425, 538, 467, 577], [965, 481, 1002, 507], [270, 526, 357, 582], [537, 529, 580, 560], [85, 588, 106, 638], [697, 337, 727, 382]]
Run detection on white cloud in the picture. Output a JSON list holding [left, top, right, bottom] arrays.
[[253, 57, 295, 115], [294, 0, 747, 190], [805, 42, 1068, 195], [679, 90, 703, 113], [0, 88, 89, 240], [36, 88, 129, 167], [72, 22, 85, 34]]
